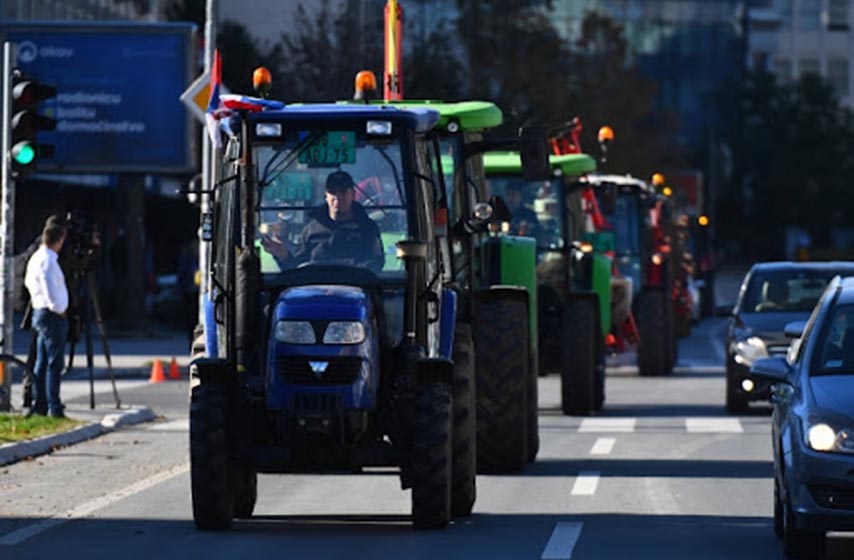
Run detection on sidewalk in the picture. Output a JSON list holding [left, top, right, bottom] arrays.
[[1, 320, 191, 466]]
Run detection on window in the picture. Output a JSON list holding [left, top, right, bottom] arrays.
[[799, 58, 820, 78], [828, 58, 849, 96], [775, 58, 792, 82], [798, 0, 821, 30], [828, 0, 849, 29], [813, 303, 854, 374], [775, 0, 793, 28]]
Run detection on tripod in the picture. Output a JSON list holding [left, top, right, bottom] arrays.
[[65, 271, 121, 409], [24, 270, 121, 410]]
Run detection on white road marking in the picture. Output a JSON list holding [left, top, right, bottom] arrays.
[[589, 437, 616, 455], [147, 418, 190, 431], [571, 471, 600, 496], [578, 418, 636, 432], [686, 418, 743, 433], [541, 521, 584, 559], [0, 462, 189, 546]]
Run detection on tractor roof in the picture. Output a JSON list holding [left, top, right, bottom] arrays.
[[582, 174, 653, 194], [483, 151, 596, 177], [253, 104, 439, 133], [375, 100, 503, 132]]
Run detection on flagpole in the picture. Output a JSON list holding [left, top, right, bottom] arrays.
[[199, 0, 218, 332]]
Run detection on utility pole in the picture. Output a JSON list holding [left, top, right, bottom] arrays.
[[0, 43, 16, 411], [199, 0, 218, 330]]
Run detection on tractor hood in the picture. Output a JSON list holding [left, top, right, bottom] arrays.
[[274, 285, 367, 322]]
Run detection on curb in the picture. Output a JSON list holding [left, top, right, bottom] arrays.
[[0, 406, 156, 467]]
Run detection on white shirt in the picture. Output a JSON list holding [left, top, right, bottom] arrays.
[[25, 245, 68, 314]]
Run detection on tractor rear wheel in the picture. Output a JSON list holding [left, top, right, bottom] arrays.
[[190, 384, 234, 530], [527, 350, 540, 463], [232, 464, 257, 519], [473, 297, 529, 472], [637, 291, 673, 376], [411, 382, 453, 529], [451, 323, 476, 517], [561, 299, 597, 416]]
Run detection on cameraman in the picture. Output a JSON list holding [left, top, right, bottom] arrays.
[[24, 222, 69, 417]]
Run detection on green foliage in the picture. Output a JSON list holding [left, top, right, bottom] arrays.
[[731, 70, 854, 253]]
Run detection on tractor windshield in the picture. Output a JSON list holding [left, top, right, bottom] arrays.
[[485, 176, 564, 251], [605, 192, 642, 257], [254, 128, 408, 277]]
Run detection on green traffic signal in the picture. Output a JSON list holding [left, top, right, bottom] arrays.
[[11, 141, 35, 166]]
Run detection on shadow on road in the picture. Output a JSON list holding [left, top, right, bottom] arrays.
[[514, 457, 773, 479]]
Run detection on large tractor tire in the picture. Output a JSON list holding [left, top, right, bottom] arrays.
[[527, 350, 540, 463], [473, 297, 528, 473], [637, 291, 674, 376], [232, 464, 257, 519], [190, 383, 234, 530], [594, 343, 606, 411], [411, 382, 453, 530], [451, 323, 476, 517], [561, 299, 597, 416], [191, 324, 206, 362]]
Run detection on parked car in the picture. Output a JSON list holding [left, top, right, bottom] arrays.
[[725, 262, 854, 413], [750, 275, 854, 559]]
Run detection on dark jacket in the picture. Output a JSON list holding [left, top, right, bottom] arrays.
[[285, 202, 385, 273]]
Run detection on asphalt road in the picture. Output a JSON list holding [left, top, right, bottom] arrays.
[[2, 317, 853, 559]]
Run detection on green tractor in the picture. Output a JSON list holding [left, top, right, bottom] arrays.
[[385, 100, 545, 470], [483, 151, 607, 416]]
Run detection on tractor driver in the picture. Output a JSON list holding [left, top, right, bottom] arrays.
[[261, 170, 385, 273], [505, 182, 540, 239]]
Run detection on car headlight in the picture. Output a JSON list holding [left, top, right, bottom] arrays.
[[803, 421, 854, 453], [323, 321, 366, 344], [734, 336, 768, 366], [275, 321, 316, 344]]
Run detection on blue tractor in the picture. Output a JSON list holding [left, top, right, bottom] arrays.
[[190, 102, 473, 529]]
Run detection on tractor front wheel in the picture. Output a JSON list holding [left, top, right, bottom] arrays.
[[451, 323, 476, 517], [190, 384, 234, 531], [411, 382, 453, 529]]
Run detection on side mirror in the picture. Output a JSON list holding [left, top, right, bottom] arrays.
[[749, 356, 792, 385], [715, 304, 734, 317], [518, 125, 551, 182], [784, 320, 807, 339]]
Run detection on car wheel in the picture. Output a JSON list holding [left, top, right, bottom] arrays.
[[773, 477, 783, 539], [783, 495, 825, 559]]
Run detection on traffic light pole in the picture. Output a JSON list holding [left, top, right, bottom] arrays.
[[0, 42, 17, 412]]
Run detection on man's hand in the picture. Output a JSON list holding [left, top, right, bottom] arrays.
[[261, 235, 288, 259]]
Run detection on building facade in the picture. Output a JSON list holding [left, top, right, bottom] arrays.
[[749, 0, 854, 107]]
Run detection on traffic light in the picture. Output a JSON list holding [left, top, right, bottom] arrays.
[[9, 69, 56, 176]]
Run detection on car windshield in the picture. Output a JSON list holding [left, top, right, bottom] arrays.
[[485, 175, 564, 251], [813, 303, 854, 375], [742, 269, 844, 313], [254, 128, 408, 277]]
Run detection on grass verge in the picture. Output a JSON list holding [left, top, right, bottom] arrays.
[[0, 413, 83, 444]]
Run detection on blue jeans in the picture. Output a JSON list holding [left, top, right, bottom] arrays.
[[31, 308, 68, 415]]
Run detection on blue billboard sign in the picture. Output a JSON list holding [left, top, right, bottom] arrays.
[[1, 23, 196, 174]]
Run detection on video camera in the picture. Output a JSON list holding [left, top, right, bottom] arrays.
[[62, 211, 102, 275]]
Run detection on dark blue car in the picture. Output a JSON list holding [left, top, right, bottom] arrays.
[[726, 262, 854, 413], [751, 276, 854, 558]]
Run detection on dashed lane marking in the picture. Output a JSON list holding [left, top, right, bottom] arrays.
[[0, 462, 189, 546], [571, 471, 600, 496], [685, 418, 743, 433], [541, 522, 584, 560], [578, 418, 636, 433], [589, 437, 616, 455]]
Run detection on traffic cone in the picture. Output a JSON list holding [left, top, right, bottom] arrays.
[[149, 359, 165, 384], [168, 357, 181, 380]]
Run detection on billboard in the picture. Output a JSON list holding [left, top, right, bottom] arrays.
[[1, 22, 196, 174]]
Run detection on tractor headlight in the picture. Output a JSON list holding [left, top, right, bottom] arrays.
[[323, 321, 366, 344], [734, 336, 768, 367], [275, 321, 316, 344]]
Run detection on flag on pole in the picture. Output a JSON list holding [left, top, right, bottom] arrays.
[[205, 49, 223, 148]]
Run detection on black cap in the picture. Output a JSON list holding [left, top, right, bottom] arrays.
[[325, 170, 356, 193]]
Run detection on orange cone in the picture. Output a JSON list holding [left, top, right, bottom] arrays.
[[149, 359, 165, 383], [168, 357, 181, 380]]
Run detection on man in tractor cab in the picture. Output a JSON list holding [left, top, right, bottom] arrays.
[[261, 170, 385, 273], [504, 182, 540, 238]]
